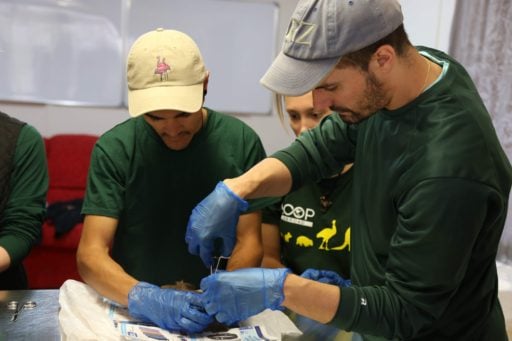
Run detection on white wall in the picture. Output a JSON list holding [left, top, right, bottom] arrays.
[[0, 0, 456, 154], [400, 0, 457, 53]]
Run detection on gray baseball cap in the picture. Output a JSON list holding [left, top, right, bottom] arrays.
[[261, 0, 403, 96]]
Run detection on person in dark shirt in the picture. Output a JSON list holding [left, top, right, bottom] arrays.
[[76, 29, 267, 334], [186, 1, 512, 340], [0, 112, 48, 290], [262, 92, 353, 340]]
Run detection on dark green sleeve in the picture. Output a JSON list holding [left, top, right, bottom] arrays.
[[271, 114, 356, 191], [0, 125, 48, 264], [81, 142, 125, 218], [240, 124, 281, 211]]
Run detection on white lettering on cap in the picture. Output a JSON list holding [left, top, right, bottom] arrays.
[[284, 18, 316, 46]]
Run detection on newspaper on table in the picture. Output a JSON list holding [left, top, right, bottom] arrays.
[[59, 279, 302, 341]]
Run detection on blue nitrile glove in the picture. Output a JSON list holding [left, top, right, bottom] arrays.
[[128, 282, 214, 333], [301, 269, 352, 287], [186, 181, 249, 267], [200, 268, 290, 325]]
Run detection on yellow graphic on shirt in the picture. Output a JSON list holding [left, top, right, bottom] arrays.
[[295, 236, 314, 247], [317, 219, 338, 250], [283, 231, 292, 243], [281, 219, 351, 252], [331, 226, 350, 251], [314, 220, 351, 252]]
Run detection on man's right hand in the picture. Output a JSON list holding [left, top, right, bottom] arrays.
[[185, 181, 248, 267], [127, 282, 213, 333]]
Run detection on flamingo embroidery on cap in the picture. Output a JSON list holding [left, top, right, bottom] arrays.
[[155, 56, 171, 81]]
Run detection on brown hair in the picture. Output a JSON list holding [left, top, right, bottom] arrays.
[[337, 24, 412, 70]]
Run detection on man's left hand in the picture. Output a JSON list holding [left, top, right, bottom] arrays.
[[200, 268, 290, 325]]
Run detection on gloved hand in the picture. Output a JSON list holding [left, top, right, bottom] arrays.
[[128, 282, 214, 333], [186, 181, 249, 267], [301, 269, 352, 287], [200, 268, 290, 325]]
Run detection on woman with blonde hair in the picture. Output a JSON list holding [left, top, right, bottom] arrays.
[[261, 92, 354, 340]]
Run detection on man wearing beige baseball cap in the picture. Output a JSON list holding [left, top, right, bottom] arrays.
[[76, 28, 268, 333], [187, 0, 511, 340]]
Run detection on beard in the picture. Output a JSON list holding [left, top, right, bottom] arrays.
[[332, 72, 388, 124]]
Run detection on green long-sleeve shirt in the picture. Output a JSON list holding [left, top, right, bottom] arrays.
[[273, 48, 511, 340], [0, 124, 48, 265]]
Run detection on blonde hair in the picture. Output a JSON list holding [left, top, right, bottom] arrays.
[[274, 93, 287, 128], [275, 93, 298, 138]]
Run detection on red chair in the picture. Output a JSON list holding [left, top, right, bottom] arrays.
[[23, 134, 98, 289]]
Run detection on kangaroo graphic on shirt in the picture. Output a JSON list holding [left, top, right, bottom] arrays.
[[282, 231, 292, 243], [331, 227, 351, 251]]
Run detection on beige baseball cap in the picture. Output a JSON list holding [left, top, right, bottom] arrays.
[[127, 28, 207, 117]]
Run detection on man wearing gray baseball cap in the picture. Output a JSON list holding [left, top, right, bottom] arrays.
[[187, 0, 511, 339]]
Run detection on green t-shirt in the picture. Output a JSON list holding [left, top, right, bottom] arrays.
[[82, 108, 266, 287], [262, 169, 352, 279], [273, 48, 511, 340]]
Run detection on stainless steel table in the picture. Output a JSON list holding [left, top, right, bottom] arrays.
[[0, 289, 60, 341]]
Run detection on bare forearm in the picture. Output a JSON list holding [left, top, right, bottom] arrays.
[[77, 215, 138, 306], [261, 223, 284, 268], [77, 248, 138, 306], [225, 158, 292, 199], [282, 273, 340, 323], [227, 243, 263, 270], [0, 247, 10, 272], [227, 212, 263, 270], [261, 256, 285, 268]]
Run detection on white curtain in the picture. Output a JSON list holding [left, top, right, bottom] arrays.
[[449, 0, 512, 263]]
